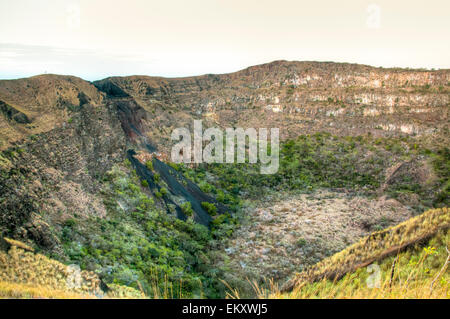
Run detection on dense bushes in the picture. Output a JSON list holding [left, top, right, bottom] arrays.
[[185, 133, 447, 212], [201, 202, 217, 216], [188, 133, 399, 199], [60, 164, 224, 298], [145, 160, 153, 171], [180, 202, 194, 217]]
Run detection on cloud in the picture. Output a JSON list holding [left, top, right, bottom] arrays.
[[0, 42, 249, 81], [0, 43, 162, 80]]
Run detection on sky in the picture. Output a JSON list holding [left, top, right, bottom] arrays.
[[0, 0, 449, 81]]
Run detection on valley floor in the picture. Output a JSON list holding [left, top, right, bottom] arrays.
[[217, 190, 414, 295]]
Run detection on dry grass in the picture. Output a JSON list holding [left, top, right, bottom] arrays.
[[274, 229, 449, 299], [220, 190, 413, 289], [3, 237, 34, 251], [0, 245, 101, 294], [0, 281, 98, 299], [282, 207, 449, 291], [225, 208, 449, 299], [105, 284, 147, 299]]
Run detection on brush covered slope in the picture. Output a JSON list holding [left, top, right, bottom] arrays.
[[0, 61, 449, 298]]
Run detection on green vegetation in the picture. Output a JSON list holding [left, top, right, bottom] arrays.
[[192, 133, 391, 199], [177, 165, 240, 212], [184, 133, 447, 212], [0, 238, 144, 299], [159, 187, 168, 197], [210, 212, 237, 238], [167, 162, 180, 171], [180, 202, 194, 217], [383, 145, 449, 210], [296, 238, 307, 247], [58, 163, 233, 298], [201, 202, 217, 216], [145, 160, 154, 171], [154, 190, 162, 198]]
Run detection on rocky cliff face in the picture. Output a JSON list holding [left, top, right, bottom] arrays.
[[2, 61, 448, 154], [0, 61, 448, 254], [94, 61, 449, 155], [0, 101, 126, 253]]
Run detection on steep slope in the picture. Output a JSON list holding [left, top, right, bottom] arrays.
[[0, 74, 232, 297], [0, 94, 126, 253], [0, 73, 223, 252]]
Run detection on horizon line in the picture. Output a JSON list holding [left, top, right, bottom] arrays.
[[1, 59, 449, 83]]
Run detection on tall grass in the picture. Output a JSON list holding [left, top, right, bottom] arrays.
[[283, 207, 449, 291], [0, 281, 98, 299], [275, 230, 449, 299]]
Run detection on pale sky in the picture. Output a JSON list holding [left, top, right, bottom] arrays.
[[0, 0, 449, 81]]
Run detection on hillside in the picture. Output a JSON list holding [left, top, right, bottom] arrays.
[[0, 61, 449, 298], [93, 61, 450, 155], [0, 74, 105, 149]]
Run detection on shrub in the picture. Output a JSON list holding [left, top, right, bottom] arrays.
[[296, 238, 307, 247], [160, 187, 168, 197], [167, 162, 179, 171], [64, 218, 77, 228], [145, 161, 154, 171], [180, 202, 194, 217], [201, 202, 217, 216], [199, 181, 215, 194]]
